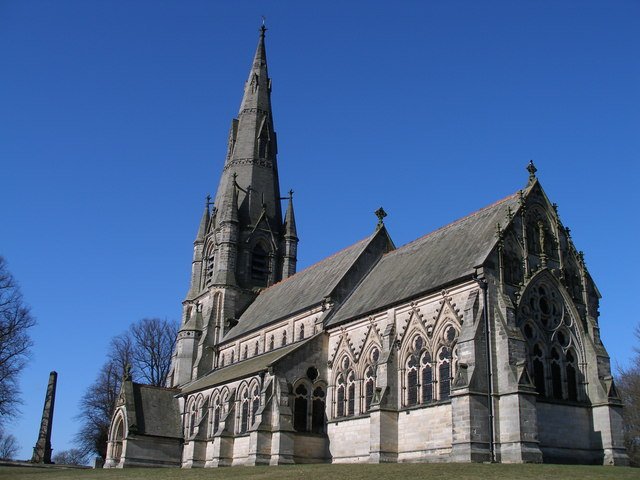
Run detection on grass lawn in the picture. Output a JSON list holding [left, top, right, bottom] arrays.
[[0, 463, 636, 480]]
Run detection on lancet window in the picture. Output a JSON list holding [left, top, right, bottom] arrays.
[[210, 394, 222, 436], [293, 370, 326, 433], [402, 326, 458, 407], [251, 244, 270, 287], [204, 244, 215, 288], [519, 276, 585, 402], [299, 324, 305, 340], [238, 381, 261, 434], [334, 355, 356, 418]]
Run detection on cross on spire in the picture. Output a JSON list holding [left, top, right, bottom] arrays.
[[375, 207, 387, 229]]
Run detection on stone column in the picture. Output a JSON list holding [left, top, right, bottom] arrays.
[[31, 371, 57, 464]]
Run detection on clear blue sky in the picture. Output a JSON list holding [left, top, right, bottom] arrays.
[[1, 0, 638, 461]]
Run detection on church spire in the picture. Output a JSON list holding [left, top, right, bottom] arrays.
[[213, 25, 281, 232], [195, 196, 210, 242], [284, 190, 297, 239], [281, 190, 298, 279]]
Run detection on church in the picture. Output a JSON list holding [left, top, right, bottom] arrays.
[[103, 27, 627, 468]]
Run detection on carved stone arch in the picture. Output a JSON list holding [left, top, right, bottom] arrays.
[[357, 341, 382, 378], [328, 331, 356, 366], [108, 409, 127, 463], [355, 320, 382, 363], [432, 317, 460, 350], [518, 269, 586, 364], [109, 408, 127, 442], [399, 325, 429, 365], [397, 306, 425, 344], [203, 241, 217, 288]]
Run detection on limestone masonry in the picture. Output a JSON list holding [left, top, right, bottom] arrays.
[[104, 27, 628, 467]]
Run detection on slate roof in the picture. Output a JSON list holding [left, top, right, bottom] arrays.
[[181, 334, 321, 395], [132, 384, 182, 438], [222, 231, 380, 342], [327, 193, 521, 326]]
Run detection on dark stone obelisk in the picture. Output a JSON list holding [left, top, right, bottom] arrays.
[[31, 371, 57, 464]]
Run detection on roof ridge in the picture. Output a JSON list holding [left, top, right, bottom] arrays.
[[255, 230, 377, 293], [133, 383, 180, 391], [387, 191, 519, 256]]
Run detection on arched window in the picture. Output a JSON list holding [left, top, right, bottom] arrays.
[[438, 347, 452, 401], [186, 398, 198, 437], [204, 245, 215, 288], [269, 335, 274, 351], [230, 350, 234, 364], [421, 351, 433, 404], [282, 330, 287, 347], [406, 354, 419, 407], [257, 123, 269, 159], [566, 350, 578, 401], [251, 244, 270, 287], [550, 348, 563, 400], [254, 341, 259, 356], [347, 371, 356, 416], [311, 385, 326, 433], [364, 366, 375, 412], [250, 384, 260, 428], [243, 345, 248, 360], [294, 383, 309, 432], [220, 353, 225, 368], [336, 374, 345, 418], [111, 415, 124, 461], [211, 395, 221, 436], [532, 344, 546, 396], [335, 355, 356, 418], [238, 388, 250, 434], [299, 324, 305, 340]]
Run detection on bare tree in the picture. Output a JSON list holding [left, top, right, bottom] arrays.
[[74, 318, 177, 459], [75, 360, 121, 460], [0, 428, 19, 460], [0, 256, 36, 424], [129, 318, 177, 386], [52, 448, 88, 466], [617, 323, 640, 466]]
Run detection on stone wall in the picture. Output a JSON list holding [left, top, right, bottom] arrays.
[[327, 417, 370, 463], [397, 404, 452, 461]]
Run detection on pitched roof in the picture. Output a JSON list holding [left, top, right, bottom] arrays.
[[181, 334, 321, 395], [132, 384, 182, 438], [222, 230, 381, 342], [327, 193, 521, 326]]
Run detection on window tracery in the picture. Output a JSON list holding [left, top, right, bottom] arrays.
[[519, 275, 585, 402], [293, 379, 326, 433], [334, 355, 356, 418], [402, 326, 458, 407]]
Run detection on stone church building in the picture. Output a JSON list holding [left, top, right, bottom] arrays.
[[104, 28, 627, 468]]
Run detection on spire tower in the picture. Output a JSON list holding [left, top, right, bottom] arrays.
[[170, 25, 298, 386]]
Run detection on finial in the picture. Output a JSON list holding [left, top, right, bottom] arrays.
[[123, 363, 132, 381], [527, 160, 537, 184], [260, 16, 267, 36], [288, 189, 294, 200], [374, 207, 387, 229], [495, 222, 503, 239], [206, 194, 213, 209]]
